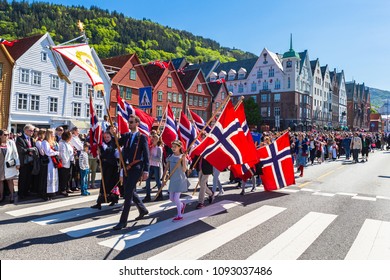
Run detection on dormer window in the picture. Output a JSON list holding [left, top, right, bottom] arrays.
[[238, 67, 247, 80], [228, 69, 236, 81], [228, 74, 235, 81], [210, 72, 217, 82]]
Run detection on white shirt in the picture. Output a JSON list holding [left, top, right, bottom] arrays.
[[70, 135, 83, 151]]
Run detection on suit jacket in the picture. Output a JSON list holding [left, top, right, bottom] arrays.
[[16, 134, 35, 166], [119, 131, 149, 172]]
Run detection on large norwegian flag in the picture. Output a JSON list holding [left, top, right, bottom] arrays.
[[188, 109, 211, 133], [161, 104, 178, 148], [89, 95, 102, 157], [116, 92, 154, 136], [52, 43, 104, 90], [0, 38, 18, 46], [230, 102, 259, 180], [148, 60, 169, 69], [258, 132, 295, 191], [178, 111, 198, 151], [191, 101, 258, 171]]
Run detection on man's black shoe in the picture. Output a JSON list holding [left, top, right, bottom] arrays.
[[135, 211, 149, 220], [143, 195, 151, 203], [112, 222, 127, 230]]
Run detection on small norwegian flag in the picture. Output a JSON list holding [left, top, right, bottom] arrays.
[[161, 104, 179, 148], [215, 78, 226, 84], [149, 60, 169, 69], [0, 38, 17, 47], [89, 95, 103, 158]]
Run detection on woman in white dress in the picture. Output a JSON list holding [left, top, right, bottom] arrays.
[[41, 129, 60, 201]]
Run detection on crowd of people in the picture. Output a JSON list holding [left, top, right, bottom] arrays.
[[0, 116, 388, 229]]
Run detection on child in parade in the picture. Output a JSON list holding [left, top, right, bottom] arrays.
[[79, 142, 90, 196], [162, 140, 188, 222]]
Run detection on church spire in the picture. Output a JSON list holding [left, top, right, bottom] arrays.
[[283, 33, 300, 59]]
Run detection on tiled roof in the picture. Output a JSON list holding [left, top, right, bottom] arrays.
[[4, 34, 43, 61], [207, 82, 223, 98], [178, 68, 199, 90], [186, 60, 220, 78], [214, 58, 257, 81], [101, 54, 133, 69], [143, 64, 165, 86]]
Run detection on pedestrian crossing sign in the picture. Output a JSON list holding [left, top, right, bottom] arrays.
[[139, 86, 152, 109]]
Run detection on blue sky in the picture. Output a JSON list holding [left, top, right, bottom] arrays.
[[30, 0, 390, 91]]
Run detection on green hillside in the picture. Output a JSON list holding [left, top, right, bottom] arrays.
[[369, 87, 390, 109], [0, 0, 256, 62]]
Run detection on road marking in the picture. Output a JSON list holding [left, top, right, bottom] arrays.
[[317, 170, 335, 179], [336, 192, 358, 196], [61, 196, 196, 238], [274, 189, 300, 193], [300, 188, 316, 192], [352, 196, 377, 202], [148, 205, 286, 260], [247, 212, 337, 260], [337, 166, 345, 170], [345, 219, 390, 259], [5, 195, 97, 217], [376, 196, 390, 201], [98, 200, 241, 251], [298, 182, 311, 188], [312, 192, 335, 197]]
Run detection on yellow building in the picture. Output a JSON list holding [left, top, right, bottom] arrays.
[[0, 44, 14, 129]]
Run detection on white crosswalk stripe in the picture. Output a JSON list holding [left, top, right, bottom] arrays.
[[98, 200, 241, 251], [247, 212, 337, 260]]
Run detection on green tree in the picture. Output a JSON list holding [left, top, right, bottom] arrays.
[[243, 97, 261, 127]]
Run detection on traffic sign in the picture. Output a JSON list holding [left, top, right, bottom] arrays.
[[139, 86, 152, 109]]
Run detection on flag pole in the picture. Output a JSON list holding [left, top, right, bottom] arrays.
[[97, 154, 108, 203], [156, 103, 168, 135], [101, 87, 128, 177], [234, 96, 245, 110]]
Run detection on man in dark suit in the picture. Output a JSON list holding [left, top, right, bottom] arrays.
[[16, 124, 36, 198], [112, 115, 150, 230]]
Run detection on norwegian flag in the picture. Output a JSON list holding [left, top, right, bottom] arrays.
[[149, 60, 169, 69], [230, 102, 259, 180], [116, 91, 154, 136], [178, 111, 198, 151], [188, 109, 211, 133], [0, 38, 17, 46], [177, 67, 186, 75], [161, 104, 179, 148], [214, 78, 226, 84], [191, 101, 258, 171], [89, 95, 102, 157], [258, 132, 295, 191]]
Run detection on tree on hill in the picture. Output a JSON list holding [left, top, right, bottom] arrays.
[[243, 97, 261, 127]]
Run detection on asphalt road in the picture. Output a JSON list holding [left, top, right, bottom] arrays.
[[1, 149, 390, 260]]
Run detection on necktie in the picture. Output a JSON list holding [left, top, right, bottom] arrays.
[[27, 137, 32, 148], [130, 132, 136, 147]]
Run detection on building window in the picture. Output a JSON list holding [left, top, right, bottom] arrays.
[[228, 85, 233, 92], [85, 104, 90, 117], [156, 105, 163, 117], [189, 95, 193, 106], [228, 74, 235, 81], [178, 93, 182, 103], [74, 82, 82, 96], [167, 77, 172, 88], [130, 69, 136, 80], [20, 69, 29, 83], [32, 71, 42, 85], [157, 91, 163, 101], [288, 77, 291, 88], [167, 92, 172, 102], [193, 96, 198, 106], [30, 95, 40, 111], [49, 97, 58, 113], [41, 52, 48, 62], [173, 93, 177, 103], [251, 96, 257, 103], [199, 96, 203, 107], [73, 103, 81, 117], [251, 82, 257, 92], [86, 84, 94, 98], [260, 107, 268, 117], [197, 84, 202, 93], [238, 84, 244, 93], [257, 70, 263, 79], [269, 68, 274, 77], [274, 93, 281, 102], [216, 102, 220, 109], [238, 73, 245, 79], [274, 107, 280, 116], [221, 92, 225, 100], [204, 97, 208, 107], [261, 94, 268, 103], [97, 90, 103, 98], [119, 86, 124, 98], [126, 88, 132, 100], [263, 81, 268, 90], [275, 79, 281, 90], [0, 63, 3, 80], [17, 93, 28, 110], [96, 104, 103, 119], [51, 75, 59, 89]]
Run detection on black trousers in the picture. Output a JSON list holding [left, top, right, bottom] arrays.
[[118, 167, 148, 224], [18, 163, 34, 197], [59, 167, 72, 192]]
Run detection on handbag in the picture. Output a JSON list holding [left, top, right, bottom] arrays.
[[6, 158, 16, 168], [51, 155, 63, 169]]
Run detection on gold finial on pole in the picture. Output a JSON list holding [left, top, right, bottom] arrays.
[[77, 20, 84, 32]]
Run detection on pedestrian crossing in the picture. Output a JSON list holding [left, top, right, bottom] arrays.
[[4, 193, 390, 260]]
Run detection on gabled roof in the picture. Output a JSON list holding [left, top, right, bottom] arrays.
[[207, 82, 223, 98], [320, 66, 327, 79], [329, 70, 335, 82], [101, 54, 133, 69], [171, 57, 188, 70], [143, 64, 165, 86], [345, 81, 356, 98], [62, 55, 77, 71], [266, 48, 284, 71], [298, 50, 307, 74], [310, 59, 318, 75], [186, 60, 220, 79], [336, 71, 344, 87], [214, 58, 257, 80], [178, 68, 200, 90], [4, 34, 43, 61]]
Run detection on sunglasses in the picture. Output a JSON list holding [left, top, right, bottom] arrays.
[[3, 134, 9, 136], [128, 121, 135, 124]]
